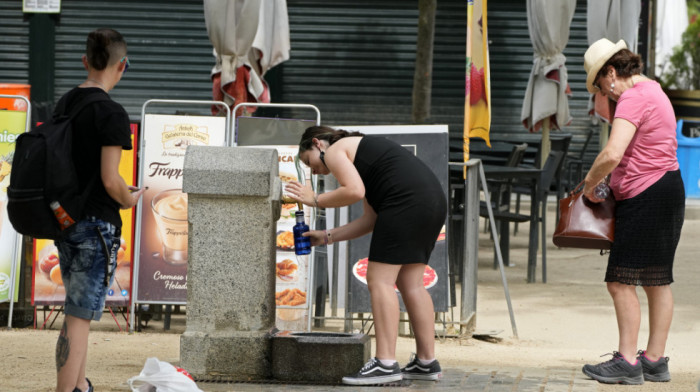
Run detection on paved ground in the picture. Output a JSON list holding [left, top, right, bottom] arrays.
[[3, 200, 699, 391], [198, 367, 600, 391], [192, 200, 700, 391]]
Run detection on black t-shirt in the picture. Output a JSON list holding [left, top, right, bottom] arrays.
[[55, 87, 132, 228]]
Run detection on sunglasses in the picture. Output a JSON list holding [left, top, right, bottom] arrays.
[[120, 56, 130, 73]]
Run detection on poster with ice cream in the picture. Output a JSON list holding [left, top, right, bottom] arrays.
[[134, 114, 227, 303], [0, 110, 25, 303], [31, 126, 139, 307]]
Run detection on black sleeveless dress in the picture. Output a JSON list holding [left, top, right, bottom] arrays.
[[352, 136, 447, 265]]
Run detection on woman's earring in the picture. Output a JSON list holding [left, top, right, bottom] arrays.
[[610, 82, 615, 93]]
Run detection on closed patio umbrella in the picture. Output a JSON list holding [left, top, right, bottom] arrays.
[[520, 0, 576, 166], [204, 0, 290, 116], [586, 0, 641, 147]]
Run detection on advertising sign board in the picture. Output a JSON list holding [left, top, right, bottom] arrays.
[[0, 110, 25, 303], [134, 114, 227, 303]]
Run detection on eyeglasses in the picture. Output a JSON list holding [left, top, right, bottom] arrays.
[[120, 56, 130, 73]]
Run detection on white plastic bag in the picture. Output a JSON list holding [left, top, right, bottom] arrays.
[[128, 357, 203, 392]]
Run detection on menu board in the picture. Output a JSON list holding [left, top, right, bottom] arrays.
[[32, 125, 139, 307], [247, 145, 312, 331], [134, 114, 227, 303], [0, 110, 26, 303]]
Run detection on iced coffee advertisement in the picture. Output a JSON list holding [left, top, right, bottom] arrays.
[[0, 110, 25, 303], [273, 146, 312, 331], [32, 127, 138, 306], [135, 114, 226, 303]]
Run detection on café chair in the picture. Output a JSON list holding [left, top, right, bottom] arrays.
[[514, 134, 571, 235], [564, 127, 595, 190], [483, 143, 529, 214], [481, 151, 564, 281], [450, 143, 527, 275], [478, 143, 528, 268]]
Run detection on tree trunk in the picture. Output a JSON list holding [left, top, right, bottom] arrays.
[[412, 0, 437, 124]]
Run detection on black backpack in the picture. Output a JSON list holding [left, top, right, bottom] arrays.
[[7, 93, 108, 240]]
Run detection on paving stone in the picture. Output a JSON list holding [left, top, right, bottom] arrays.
[[197, 366, 604, 391]]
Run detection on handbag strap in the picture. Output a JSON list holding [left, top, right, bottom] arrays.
[[570, 176, 612, 197], [569, 180, 585, 197]]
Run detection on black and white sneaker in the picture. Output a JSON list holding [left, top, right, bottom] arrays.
[[72, 378, 93, 392], [401, 353, 442, 380], [341, 357, 403, 385], [582, 351, 644, 385]]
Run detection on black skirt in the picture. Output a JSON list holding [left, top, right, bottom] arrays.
[[605, 170, 685, 286]]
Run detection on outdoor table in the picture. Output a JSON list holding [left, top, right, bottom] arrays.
[[449, 139, 536, 165], [482, 164, 542, 283], [488, 133, 572, 167]]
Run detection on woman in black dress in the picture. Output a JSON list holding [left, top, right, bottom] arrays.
[[285, 126, 447, 385]]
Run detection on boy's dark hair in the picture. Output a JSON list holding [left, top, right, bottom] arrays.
[[86, 28, 127, 70]]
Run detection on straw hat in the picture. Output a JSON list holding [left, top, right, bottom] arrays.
[[584, 38, 627, 93]]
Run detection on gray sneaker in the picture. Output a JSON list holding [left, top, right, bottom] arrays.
[[341, 357, 403, 385], [637, 350, 671, 382], [401, 353, 442, 381], [582, 352, 644, 385]]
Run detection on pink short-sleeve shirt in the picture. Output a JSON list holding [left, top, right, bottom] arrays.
[[610, 81, 678, 200]]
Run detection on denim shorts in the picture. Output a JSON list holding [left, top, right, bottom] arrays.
[[55, 217, 120, 321]]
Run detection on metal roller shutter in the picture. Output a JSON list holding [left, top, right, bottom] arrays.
[[0, 2, 30, 83], [49, 0, 594, 158], [282, 0, 420, 123], [488, 0, 595, 160], [54, 0, 214, 121], [282, 0, 592, 161], [280, 0, 471, 129]]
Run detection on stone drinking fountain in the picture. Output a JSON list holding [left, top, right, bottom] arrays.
[[180, 146, 369, 383]]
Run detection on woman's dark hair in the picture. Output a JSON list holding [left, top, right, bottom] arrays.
[[86, 28, 127, 71], [298, 126, 364, 153], [596, 48, 644, 81]]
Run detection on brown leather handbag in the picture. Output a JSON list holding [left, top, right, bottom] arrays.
[[553, 181, 615, 250]]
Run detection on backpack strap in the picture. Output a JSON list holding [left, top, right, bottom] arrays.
[[59, 91, 119, 220], [58, 90, 112, 120]]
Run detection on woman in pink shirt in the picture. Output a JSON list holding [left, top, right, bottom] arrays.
[[580, 39, 685, 385]]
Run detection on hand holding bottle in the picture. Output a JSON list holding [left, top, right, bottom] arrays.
[[584, 181, 609, 203], [594, 183, 610, 199]]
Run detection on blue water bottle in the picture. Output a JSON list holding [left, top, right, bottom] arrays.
[[293, 211, 311, 255]]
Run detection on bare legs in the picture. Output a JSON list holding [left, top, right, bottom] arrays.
[[396, 263, 436, 360], [366, 261, 435, 361], [643, 285, 673, 360], [607, 282, 673, 362], [366, 262, 401, 360], [56, 315, 91, 392], [607, 282, 640, 361]]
